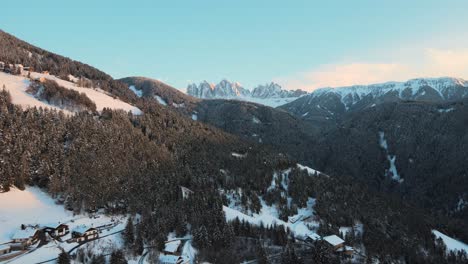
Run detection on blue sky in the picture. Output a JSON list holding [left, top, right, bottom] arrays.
[[2, 0, 468, 90]]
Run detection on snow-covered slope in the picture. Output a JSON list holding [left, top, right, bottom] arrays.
[[187, 80, 306, 107], [0, 187, 129, 263], [432, 230, 468, 254], [0, 72, 142, 114]]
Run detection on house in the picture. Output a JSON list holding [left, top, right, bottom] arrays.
[[44, 224, 69, 238], [11, 227, 40, 246], [163, 240, 182, 255], [288, 215, 303, 224], [336, 245, 354, 256], [0, 62, 4, 71], [159, 254, 189, 264], [0, 245, 11, 255], [323, 235, 345, 250], [42, 71, 50, 75], [71, 227, 98, 243], [180, 186, 194, 199], [304, 233, 321, 243]]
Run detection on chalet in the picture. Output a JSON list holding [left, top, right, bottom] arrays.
[[0, 245, 11, 255], [323, 235, 345, 250], [163, 240, 182, 255], [44, 224, 69, 238], [180, 186, 194, 199], [71, 227, 98, 243], [11, 227, 40, 246], [159, 254, 189, 264], [336, 245, 354, 256]]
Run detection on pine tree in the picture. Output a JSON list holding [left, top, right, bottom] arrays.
[[123, 217, 134, 247], [255, 242, 268, 264], [90, 254, 106, 264], [110, 250, 128, 264], [133, 225, 144, 256], [57, 250, 70, 264]]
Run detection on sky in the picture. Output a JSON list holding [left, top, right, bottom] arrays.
[[2, 0, 468, 91]]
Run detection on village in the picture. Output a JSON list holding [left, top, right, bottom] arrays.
[[0, 187, 195, 264]]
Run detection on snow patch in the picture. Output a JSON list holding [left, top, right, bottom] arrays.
[[432, 230, 468, 253], [129, 85, 143, 97], [155, 95, 168, 106]]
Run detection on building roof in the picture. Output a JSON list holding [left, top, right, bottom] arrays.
[[0, 245, 11, 251], [72, 225, 95, 235], [323, 235, 345, 246], [12, 228, 38, 239], [159, 254, 182, 263], [164, 240, 182, 253]]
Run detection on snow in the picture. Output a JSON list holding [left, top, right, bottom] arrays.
[[438, 107, 455, 113], [311, 77, 468, 104], [339, 227, 352, 236], [29, 72, 142, 114], [11, 228, 37, 240], [164, 240, 181, 253], [155, 95, 168, 106], [432, 230, 468, 253], [182, 240, 197, 264], [379, 132, 402, 182], [296, 164, 318, 176], [0, 187, 129, 263], [231, 152, 247, 158], [252, 116, 261, 124], [0, 187, 74, 243], [223, 197, 319, 239], [129, 85, 143, 97], [323, 235, 344, 246], [173, 102, 185, 108], [0, 72, 68, 113], [191, 114, 198, 121], [302, 112, 309, 117]]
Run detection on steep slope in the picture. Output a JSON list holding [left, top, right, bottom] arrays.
[[303, 100, 468, 241], [281, 77, 468, 123], [0, 29, 138, 105]]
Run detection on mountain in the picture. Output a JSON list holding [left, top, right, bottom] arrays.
[[1, 30, 468, 263], [281, 77, 468, 123], [119, 76, 199, 114], [187, 80, 307, 107], [187, 79, 250, 98]]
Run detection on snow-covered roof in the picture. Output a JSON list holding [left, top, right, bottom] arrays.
[[12, 228, 37, 239], [164, 240, 181, 253], [159, 254, 183, 263], [72, 225, 94, 234], [323, 235, 345, 246], [336, 246, 354, 252], [0, 244, 11, 251]]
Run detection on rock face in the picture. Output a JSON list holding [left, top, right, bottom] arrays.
[[281, 77, 468, 122], [187, 80, 250, 98], [187, 80, 306, 100]]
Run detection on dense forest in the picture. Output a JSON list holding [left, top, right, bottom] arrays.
[[1, 29, 467, 263], [1, 88, 466, 263]]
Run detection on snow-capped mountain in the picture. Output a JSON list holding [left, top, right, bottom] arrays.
[[281, 77, 468, 121], [187, 80, 306, 107], [187, 79, 250, 98]]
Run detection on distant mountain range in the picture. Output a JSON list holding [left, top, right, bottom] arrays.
[[187, 80, 307, 107], [281, 77, 468, 122]]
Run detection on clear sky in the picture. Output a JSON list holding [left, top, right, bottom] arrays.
[[2, 0, 468, 91]]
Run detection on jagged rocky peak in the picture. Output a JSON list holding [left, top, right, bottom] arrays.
[[187, 80, 306, 99], [252, 82, 307, 98]]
